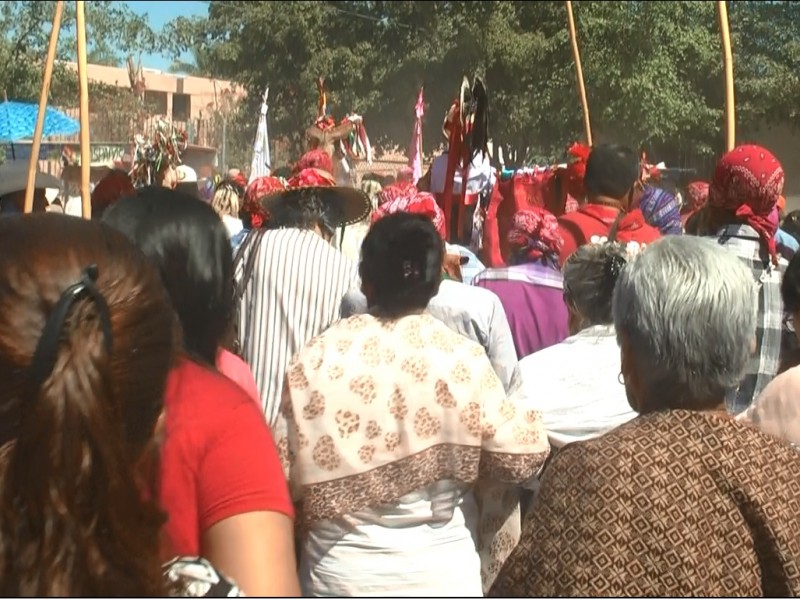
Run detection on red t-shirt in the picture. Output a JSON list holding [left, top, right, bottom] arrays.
[[557, 204, 661, 266], [159, 358, 294, 557]]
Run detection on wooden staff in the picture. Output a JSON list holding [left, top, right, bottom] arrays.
[[717, 0, 735, 151], [76, 0, 91, 219], [24, 1, 64, 214], [565, 0, 592, 147]]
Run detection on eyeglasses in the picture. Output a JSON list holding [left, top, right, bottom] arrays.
[[784, 313, 796, 334]]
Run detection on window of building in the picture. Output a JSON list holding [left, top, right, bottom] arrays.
[[144, 90, 168, 116], [172, 94, 191, 122]]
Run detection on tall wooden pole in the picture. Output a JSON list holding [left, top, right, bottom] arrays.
[[565, 0, 592, 147], [76, 0, 91, 219], [717, 0, 735, 151], [24, 1, 64, 214]]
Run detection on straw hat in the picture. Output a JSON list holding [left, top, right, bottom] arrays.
[[0, 161, 61, 198], [262, 167, 371, 227]]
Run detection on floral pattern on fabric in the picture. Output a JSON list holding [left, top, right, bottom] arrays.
[[684, 181, 710, 214], [507, 208, 563, 263], [372, 189, 447, 239], [273, 313, 550, 587], [242, 176, 285, 228]]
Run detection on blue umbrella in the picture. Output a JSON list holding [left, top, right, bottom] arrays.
[[0, 101, 79, 143]]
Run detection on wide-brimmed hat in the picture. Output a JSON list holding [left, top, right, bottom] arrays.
[[0, 161, 61, 198], [262, 167, 371, 227]]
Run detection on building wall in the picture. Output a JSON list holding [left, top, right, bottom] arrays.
[[62, 61, 245, 122]]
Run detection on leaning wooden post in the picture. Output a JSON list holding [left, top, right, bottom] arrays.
[[24, 0, 64, 214], [76, 0, 91, 219], [717, 0, 735, 151], [565, 0, 592, 147]]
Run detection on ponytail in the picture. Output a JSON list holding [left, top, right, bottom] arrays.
[[0, 267, 166, 596]]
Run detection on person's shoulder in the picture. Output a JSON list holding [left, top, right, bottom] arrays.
[[299, 313, 376, 354], [421, 312, 493, 361], [438, 278, 500, 303], [167, 358, 256, 413]]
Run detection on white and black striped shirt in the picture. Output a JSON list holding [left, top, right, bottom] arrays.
[[236, 229, 359, 427]]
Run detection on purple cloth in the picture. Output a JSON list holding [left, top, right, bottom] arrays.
[[473, 263, 570, 359], [639, 186, 682, 235]]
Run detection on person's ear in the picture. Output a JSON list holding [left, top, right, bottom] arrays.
[[619, 332, 644, 413]]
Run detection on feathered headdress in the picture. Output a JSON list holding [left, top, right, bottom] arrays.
[[440, 74, 491, 240]]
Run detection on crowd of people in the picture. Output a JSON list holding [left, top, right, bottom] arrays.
[[1, 92, 800, 596]]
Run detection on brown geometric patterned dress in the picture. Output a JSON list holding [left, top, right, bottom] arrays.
[[490, 409, 800, 597]]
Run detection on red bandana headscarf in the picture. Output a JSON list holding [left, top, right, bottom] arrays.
[[684, 181, 710, 214], [243, 176, 286, 228], [709, 145, 784, 265], [377, 181, 419, 207], [294, 149, 334, 176], [372, 188, 447, 240], [562, 142, 590, 200], [287, 167, 336, 189], [507, 208, 563, 265]]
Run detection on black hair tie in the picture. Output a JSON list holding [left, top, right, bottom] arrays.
[[29, 265, 114, 391], [604, 253, 627, 285]]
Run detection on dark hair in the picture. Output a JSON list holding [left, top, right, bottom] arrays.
[[268, 187, 340, 236], [782, 210, 800, 245], [0, 213, 177, 596], [360, 212, 443, 317], [583, 143, 640, 200], [272, 165, 292, 179], [102, 186, 233, 367], [563, 242, 630, 326], [174, 181, 200, 199], [782, 252, 800, 314]]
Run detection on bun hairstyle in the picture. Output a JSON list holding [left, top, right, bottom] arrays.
[[563, 238, 643, 327], [0, 214, 178, 596], [359, 212, 444, 317]]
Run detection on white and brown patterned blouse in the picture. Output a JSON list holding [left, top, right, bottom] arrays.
[[273, 312, 549, 595]]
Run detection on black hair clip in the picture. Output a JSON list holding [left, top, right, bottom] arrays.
[[28, 265, 114, 391], [402, 260, 421, 281], [604, 253, 627, 283]]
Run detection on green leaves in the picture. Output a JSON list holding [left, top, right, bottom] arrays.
[[168, 0, 799, 168], [0, 1, 168, 106]]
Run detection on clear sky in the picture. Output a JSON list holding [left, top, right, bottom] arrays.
[[124, 0, 208, 71]]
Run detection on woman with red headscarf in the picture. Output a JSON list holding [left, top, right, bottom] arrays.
[[701, 144, 786, 413], [473, 208, 570, 358]]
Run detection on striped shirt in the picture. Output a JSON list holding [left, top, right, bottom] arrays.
[[235, 228, 359, 427]]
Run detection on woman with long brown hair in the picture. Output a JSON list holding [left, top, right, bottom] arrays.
[[0, 213, 238, 596]]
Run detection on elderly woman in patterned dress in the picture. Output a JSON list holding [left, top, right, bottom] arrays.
[[273, 212, 549, 597], [490, 235, 800, 597]]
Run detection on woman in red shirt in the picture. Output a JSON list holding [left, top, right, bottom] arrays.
[[104, 187, 300, 596]]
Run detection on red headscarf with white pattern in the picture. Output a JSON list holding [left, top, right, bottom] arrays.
[[709, 145, 784, 265], [372, 187, 447, 240]]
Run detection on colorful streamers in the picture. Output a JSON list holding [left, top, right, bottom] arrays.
[[130, 119, 188, 187]]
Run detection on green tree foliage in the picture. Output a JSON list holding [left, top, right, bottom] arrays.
[[0, 1, 164, 107], [167, 0, 800, 168]]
